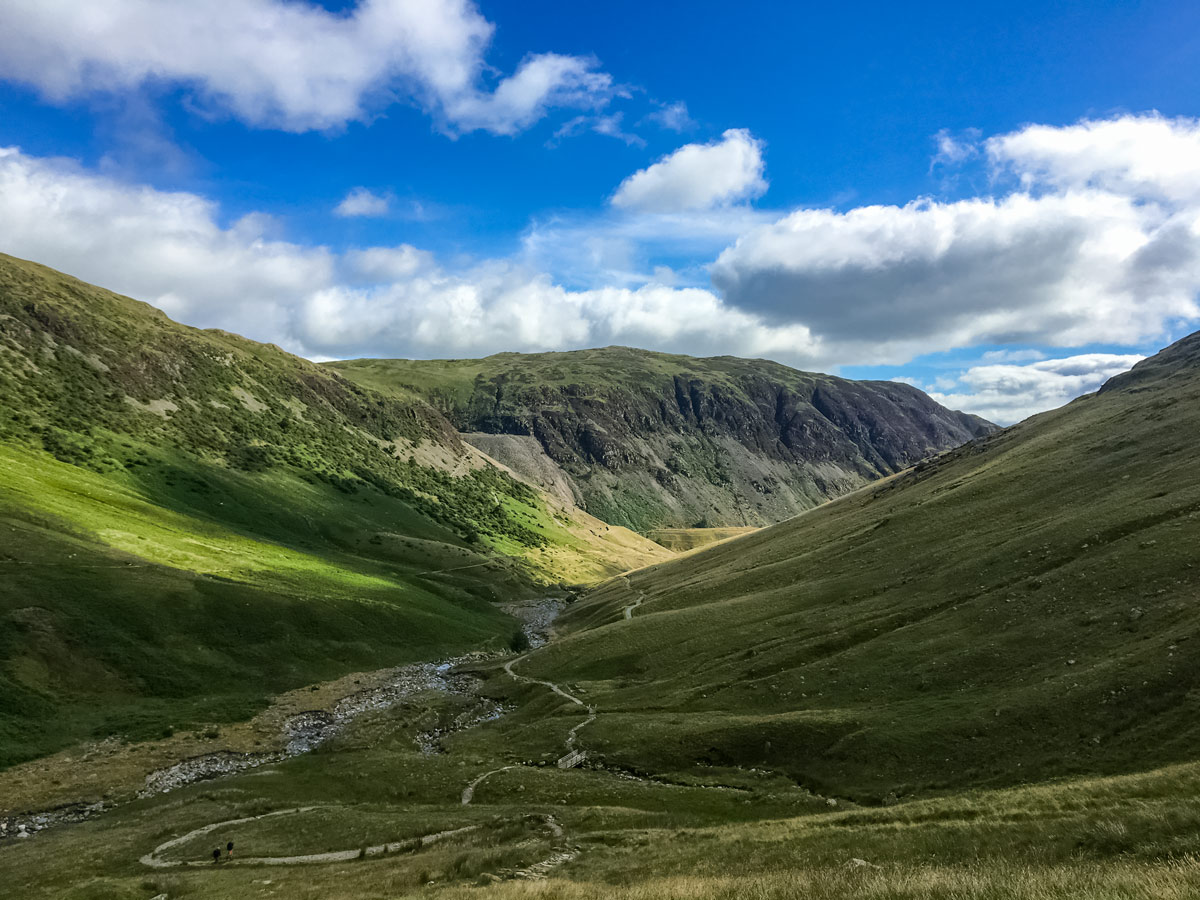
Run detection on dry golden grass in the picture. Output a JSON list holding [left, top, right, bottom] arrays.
[[427, 859, 1200, 900]]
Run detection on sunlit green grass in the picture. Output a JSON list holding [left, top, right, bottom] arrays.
[[0, 252, 665, 767], [0, 439, 527, 765]]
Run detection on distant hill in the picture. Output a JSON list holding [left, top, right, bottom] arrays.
[[0, 253, 667, 767], [517, 332, 1200, 800], [328, 348, 994, 532]]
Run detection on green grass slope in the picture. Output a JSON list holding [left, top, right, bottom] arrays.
[[647, 526, 760, 552], [518, 332, 1200, 800], [0, 253, 663, 767], [329, 347, 994, 532]]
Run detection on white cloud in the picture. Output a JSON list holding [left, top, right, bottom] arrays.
[[334, 187, 390, 218], [0, 145, 816, 365], [979, 348, 1047, 363], [645, 101, 695, 132], [345, 245, 433, 282], [712, 114, 1200, 365], [299, 271, 817, 362], [0, 146, 331, 342], [929, 353, 1144, 424], [611, 129, 767, 213], [443, 52, 613, 135], [987, 113, 1200, 203], [553, 112, 644, 147], [711, 191, 1184, 361], [931, 375, 960, 391], [0, 0, 613, 134], [931, 128, 980, 167]]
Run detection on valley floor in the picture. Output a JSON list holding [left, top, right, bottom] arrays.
[[3, 603, 1200, 899]]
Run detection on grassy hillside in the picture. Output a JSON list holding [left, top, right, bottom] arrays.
[[329, 348, 994, 532], [518, 331, 1200, 800], [1, 325, 1196, 898], [646, 526, 760, 552], [0, 253, 665, 767]]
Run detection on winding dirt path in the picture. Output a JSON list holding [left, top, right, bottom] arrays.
[[458, 657, 596, 806], [620, 576, 647, 620], [141, 807, 482, 868], [503, 656, 596, 749], [502, 658, 586, 707], [565, 713, 596, 748], [461, 766, 521, 805]]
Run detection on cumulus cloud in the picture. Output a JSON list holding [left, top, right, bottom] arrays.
[[987, 113, 1200, 203], [335, 187, 390, 218], [712, 114, 1200, 365], [344, 245, 433, 282], [0, 145, 816, 364], [0, 0, 613, 134], [0, 146, 332, 342], [929, 354, 1144, 425], [611, 129, 766, 213], [300, 270, 816, 362]]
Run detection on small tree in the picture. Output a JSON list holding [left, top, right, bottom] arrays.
[[509, 629, 531, 653]]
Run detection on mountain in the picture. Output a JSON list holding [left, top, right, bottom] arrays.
[[515, 331, 1200, 800], [0, 253, 667, 767], [328, 348, 995, 532]]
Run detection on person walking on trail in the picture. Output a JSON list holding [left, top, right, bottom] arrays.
[[212, 848, 221, 864], [227, 840, 235, 860]]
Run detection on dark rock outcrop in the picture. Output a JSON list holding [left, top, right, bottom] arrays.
[[331, 348, 996, 532]]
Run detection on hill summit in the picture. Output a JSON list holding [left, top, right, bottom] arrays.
[[329, 347, 995, 531]]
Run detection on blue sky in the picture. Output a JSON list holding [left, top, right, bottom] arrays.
[[1, 0, 1199, 422]]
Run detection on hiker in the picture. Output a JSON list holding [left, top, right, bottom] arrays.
[[212, 848, 221, 864], [227, 840, 235, 859]]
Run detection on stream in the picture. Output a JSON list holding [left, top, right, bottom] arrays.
[[0, 596, 566, 842]]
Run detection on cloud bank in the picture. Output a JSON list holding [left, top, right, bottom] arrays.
[[713, 113, 1200, 365], [928, 353, 1145, 424], [1, 113, 1197, 423], [0, 146, 813, 364]]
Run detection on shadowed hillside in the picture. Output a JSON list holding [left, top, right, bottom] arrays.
[[0, 253, 667, 766], [518, 332, 1200, 800], [329, 348, 994, 532]]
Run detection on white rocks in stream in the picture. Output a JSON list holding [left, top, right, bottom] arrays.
[[4, 605, 560, 838], [136, 654, 499, 798]]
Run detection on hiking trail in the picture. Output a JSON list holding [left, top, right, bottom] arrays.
[[621, 575, 647, 619]]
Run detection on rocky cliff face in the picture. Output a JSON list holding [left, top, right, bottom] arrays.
[[330, 347, 996, 532]]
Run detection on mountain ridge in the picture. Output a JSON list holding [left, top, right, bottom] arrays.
[[329, 347, 995, 532]]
